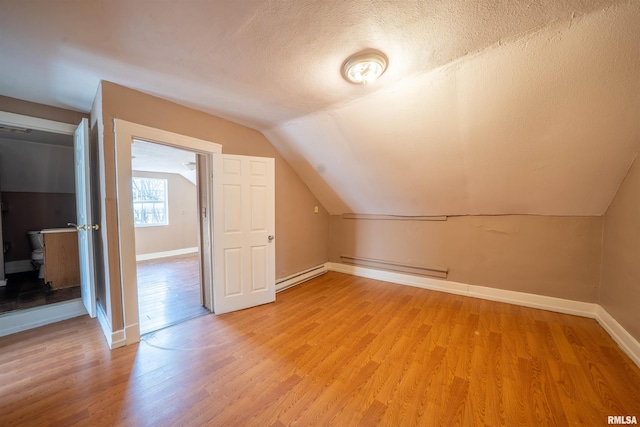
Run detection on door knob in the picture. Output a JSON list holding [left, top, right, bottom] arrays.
[[268, 235, 275, 242], [73, 224, 100, 231]]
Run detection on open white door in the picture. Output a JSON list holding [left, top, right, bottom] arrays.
[[213, 154, 275, 314], [74, 118, 97, 318]]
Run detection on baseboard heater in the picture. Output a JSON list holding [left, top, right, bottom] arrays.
[[276, 264, 328, 292], [340, 255, 448, 279], [342, 213, 447, 221]]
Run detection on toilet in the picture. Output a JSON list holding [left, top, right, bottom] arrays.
[[27, 231, 45, 279]]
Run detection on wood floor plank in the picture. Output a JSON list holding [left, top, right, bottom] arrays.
[[136, 254, 209, 335], [1, 271, 639, 426]]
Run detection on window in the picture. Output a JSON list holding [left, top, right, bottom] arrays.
[[132, 177, 168, 226]]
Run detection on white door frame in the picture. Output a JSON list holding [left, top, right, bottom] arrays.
[[113, 119, 221, 345], [0, 111, 77, 134]]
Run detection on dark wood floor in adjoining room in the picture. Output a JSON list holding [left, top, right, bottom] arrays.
[[136, 254, 209, 335], [1, 271, 639, 426], [0, 270, 81, 314]]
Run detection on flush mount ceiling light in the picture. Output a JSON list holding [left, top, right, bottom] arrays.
[[0, 125, 31, 134], [342, 50, 388, 84]]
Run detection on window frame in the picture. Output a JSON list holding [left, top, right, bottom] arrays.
[[131, 177, 169, 227]]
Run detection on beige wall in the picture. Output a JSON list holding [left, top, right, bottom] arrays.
[[0, 95, 87, 124], [601, 152, 640, 342], [133, 171, 198, 256], [99, 81, 330, 331], [0, 91, 637, 349], [330, 215, 602, 302]]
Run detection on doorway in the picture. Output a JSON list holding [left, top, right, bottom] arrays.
[[131, 140, 209, 334], [0, 128, 80, 314], [0, 112, 89, 335], [114, 120, 219, 345], [114, 119, 276, 347]]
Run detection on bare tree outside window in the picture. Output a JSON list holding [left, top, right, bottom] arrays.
[[132, 177, 168, 226]]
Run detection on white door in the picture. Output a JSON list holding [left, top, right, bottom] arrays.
[[213, 154, 275, 314], [74, 118, 97, 318]]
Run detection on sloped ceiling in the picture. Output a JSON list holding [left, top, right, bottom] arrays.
[[0, 0, 638, 215], [131, 140, 197, 184]]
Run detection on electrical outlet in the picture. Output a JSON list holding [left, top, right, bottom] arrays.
[[314, 205, 319, 214]]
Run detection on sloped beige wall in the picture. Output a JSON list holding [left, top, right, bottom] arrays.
[[601, 152, 640, 342], [99, 81, 330, 330], [132, 171, 198, 256], [330, 215, 602, 302]]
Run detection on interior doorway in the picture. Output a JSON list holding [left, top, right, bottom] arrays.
[[114, 119, 276, 347], [131, 140, 209, 335], [0, 113, 93, 335], [0, 127, 80, 314]]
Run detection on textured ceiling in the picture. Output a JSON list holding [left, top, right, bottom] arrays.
[[0, 0, 638, 215], [132, 140, 197, 184]]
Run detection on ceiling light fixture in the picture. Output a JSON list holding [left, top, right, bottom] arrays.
[[0, 125, 32, 134], [342, 50, 388, 84]]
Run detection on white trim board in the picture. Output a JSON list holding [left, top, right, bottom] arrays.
[[0, 111, 77, 134], [96, 303, 126, 349], [595, 306, 640, 369], [136, 247, 199, 262], [327, 262, 640, 368], [0, 299, 87, 337], [276, 263, 328, 292]]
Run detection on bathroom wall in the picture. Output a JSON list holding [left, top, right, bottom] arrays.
[[0, 136, 76, 262], [2, 192, 76, 261], [0, 137, 75, 193], [133, 171, 198, 256]]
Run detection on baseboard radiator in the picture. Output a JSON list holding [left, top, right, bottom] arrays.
[[340, 255, 448, 279], [342, 213, 447, 221], [276, 264, 328, 292]]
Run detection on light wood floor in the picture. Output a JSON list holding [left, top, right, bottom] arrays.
[[137, 254, 209, 335], [1, 272, 639, 426]]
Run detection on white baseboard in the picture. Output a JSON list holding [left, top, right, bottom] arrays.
[[276, 263, 328, 292], [124, 323, 140, 346], [96, 302, 126, 349], [136, 247, 198, 262], [328, 262, 640, 368], [595, 306, 640, 368], [4, 259, 35, 274], [0, 299, 87, 337]]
